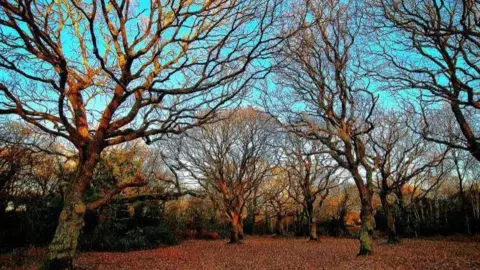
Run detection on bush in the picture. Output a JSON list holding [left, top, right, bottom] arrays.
[[80, 202, 179, 252], [323, 218, 351, 237], [0, 196, 62, 253]]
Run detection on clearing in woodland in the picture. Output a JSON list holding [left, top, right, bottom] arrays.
[[2, 236, 480, 270]]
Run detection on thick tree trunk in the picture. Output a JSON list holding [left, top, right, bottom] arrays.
[[352, 168, 375, 256], [358, 195, 375, 256], [380, 192, 399, 244], [229, 212, 240, 244], [42, 181, 87, 269], [42, 153, 99, 270]]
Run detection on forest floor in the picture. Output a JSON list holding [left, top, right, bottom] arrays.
[[2, 236, 480, 269]]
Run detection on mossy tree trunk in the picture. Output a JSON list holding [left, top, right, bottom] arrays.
[[42, 152, 99, 270], [355, 168, 375, 256], [358, 195, 375, 256]]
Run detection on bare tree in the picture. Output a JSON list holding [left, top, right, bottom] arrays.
[[283, 135, 340, 240], [172, 108, 279, 243], [264, 172, 293, 236], [370, 0, 480, 161], [393, 161, 450, 236], [0, 121, 66, 198], [0, 1, 283, 267], [369, 110, 448, 243], [0, 123, 39, 193], [266, 0, 378, 255]]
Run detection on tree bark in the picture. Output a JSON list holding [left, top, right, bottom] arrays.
[[458, 171, 471, 235], [229, 212, 240, 244], [238, 215, 244, 240], [309, 218, 318, 241], [380, 192, 399, 244], [275, 214, 284, 236], [358, 193, 375, 256], [306, 201, 318, 240], [42, 153, 99, 270], [352, 168, 375, 256]]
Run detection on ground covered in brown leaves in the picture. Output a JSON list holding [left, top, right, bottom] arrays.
[[2, 236, 480, 269]]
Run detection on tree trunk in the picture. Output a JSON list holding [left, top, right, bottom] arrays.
[[264, 212, 271, 234], [275, 214, 284, 236], [295, 209, 306, 237], [309, 218, 318, 241], [459, 178, 471, 235], [472, 190, 480, 220], [238, 215, 244, 240], [245, 211, 255, 235], [306, 201, 317, 240], [395, 188, 411, 235], [42, 153, 99, 270], [353, 168, 375, 256], [42, 181, 87, 269], [380, 192, 399, 244], [358, 194, 375, 256], [247, 193, 258, 235], [229, 212, 240, 244]]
